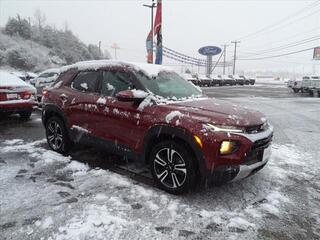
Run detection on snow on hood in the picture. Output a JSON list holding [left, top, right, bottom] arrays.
[[60, 60, 173, 77], [163, 98, 266, 127]]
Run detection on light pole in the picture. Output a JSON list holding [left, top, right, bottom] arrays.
[[231, 41, 240, 75], [222, 44, 228, 75], [143, 0, 156, 63]]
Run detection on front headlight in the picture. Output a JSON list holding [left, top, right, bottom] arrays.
[[220, 141, 238, 155], [204, 123, 244, 133]]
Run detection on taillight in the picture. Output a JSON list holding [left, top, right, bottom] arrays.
[[42, 89, 48, 97], [0, 93, 7, 101], [20, 91, 32, 99], [0, 87, 10, 101]]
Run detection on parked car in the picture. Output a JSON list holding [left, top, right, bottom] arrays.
[[198, 75, 212, 87], [248, 77, 256, 85], [287, 79, 294, 88], [309, 76, 320, 97], [230, 75, 245, 85], [222, 75, 236, 85], [292, 79, 303, 93], [11, 71, 38, 82], [0, 71, 36, 120], [301, 76, 312, 93], [30, 68, 60, 102], [239, 75, 251, 85], [42, 60, 273, 194], [212, 75, 224, 86]]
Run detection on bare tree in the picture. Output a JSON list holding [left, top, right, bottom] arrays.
[[33, 8, 46, 29], [64, 21, 69, 32]]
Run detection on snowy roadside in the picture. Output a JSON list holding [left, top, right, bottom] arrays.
[[1, 137, 319, 240]]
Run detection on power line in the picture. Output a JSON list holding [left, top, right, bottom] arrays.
[[239, 47, 315, 60], [241, 26, 320, 51], [238, 1, 320, 41], [239, 35, 320, 57]]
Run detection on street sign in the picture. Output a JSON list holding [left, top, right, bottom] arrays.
[[198, 46, 222, 56], [313, 47, 320, 60]]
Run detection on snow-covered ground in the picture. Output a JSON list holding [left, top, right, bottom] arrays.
[[1, 94, 320, 239]]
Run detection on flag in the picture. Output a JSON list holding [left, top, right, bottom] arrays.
[[154, 0, 162, 65], [146, 30, 153, 63]]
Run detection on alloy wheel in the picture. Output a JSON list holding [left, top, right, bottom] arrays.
[[153, 147, 187, 189], [47, 121, 63, 150]]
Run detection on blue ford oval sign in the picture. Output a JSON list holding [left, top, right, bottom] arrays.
[[198, 46, 222, 56]]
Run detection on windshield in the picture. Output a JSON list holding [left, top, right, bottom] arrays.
[[136, 71, 202, 99]]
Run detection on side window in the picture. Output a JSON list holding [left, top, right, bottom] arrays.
[[47, 72, 58, 77], [101, 71, 133, 96], [71, 71, 100, 93]]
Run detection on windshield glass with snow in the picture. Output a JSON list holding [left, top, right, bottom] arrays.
[[137, 71, 202, 99]]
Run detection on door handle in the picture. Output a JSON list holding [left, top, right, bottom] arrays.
[[60, 94, 68, 101], [97, 102, 106, 107]]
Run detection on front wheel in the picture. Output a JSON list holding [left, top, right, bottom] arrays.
[[45, 116, 72, 154], [150, 141, 196, 194]]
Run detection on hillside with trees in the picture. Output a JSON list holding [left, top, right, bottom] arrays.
[[0, 10, 110, 72]]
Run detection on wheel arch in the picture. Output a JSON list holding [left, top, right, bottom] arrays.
[[42, 104, 71, 137], [141, 124, 207, 176]]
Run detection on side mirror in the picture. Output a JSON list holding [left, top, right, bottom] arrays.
[[116, 89, 148, 102]]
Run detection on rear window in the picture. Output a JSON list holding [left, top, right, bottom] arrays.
[[71, 71, 100, 93]]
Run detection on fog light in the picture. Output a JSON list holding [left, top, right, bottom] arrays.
[[220, 141, 237, 155]]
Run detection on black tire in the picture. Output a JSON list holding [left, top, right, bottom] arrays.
[[19, 110, 32, 121], [293, 88, 299, 93], [45, 116, 72, 154], [150, 140, 196, 194]]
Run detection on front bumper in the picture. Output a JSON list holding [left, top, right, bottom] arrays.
[[207, 126, 273, 184]]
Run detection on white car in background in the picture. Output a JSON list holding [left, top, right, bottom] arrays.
[[30, 68, 60, 101], [10, 71, 38, 82]]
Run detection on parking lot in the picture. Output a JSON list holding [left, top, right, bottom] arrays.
[[1, 82, 320, 240]]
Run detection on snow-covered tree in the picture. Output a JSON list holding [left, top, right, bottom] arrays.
[[4, 15, 31, 39]]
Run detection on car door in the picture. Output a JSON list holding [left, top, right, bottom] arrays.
[[95, 69, 144, 151], [63, 71, 102, 137]]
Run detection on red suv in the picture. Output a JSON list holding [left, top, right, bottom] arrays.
[[42, 60, 273, 194]]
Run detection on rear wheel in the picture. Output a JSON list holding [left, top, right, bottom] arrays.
[[45, 116, 72, 154], [150, 141, 196, 194], [19, 110, 32, 121]]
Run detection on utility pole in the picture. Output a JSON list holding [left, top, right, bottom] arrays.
[[143, 0, 156, 64], [231, 41, 240, 75], [222, 44, 228, 75], [111, 43, 120, 59]]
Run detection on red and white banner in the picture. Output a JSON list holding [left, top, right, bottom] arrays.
[[314, 47, 320, 60]]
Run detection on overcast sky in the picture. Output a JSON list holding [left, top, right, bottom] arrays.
[[0, 0, 319, 74]]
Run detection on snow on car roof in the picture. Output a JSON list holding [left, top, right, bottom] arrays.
[[0, 71, 30, 87], [60, 60, 173, 77], [40, 68, 61, 74]]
